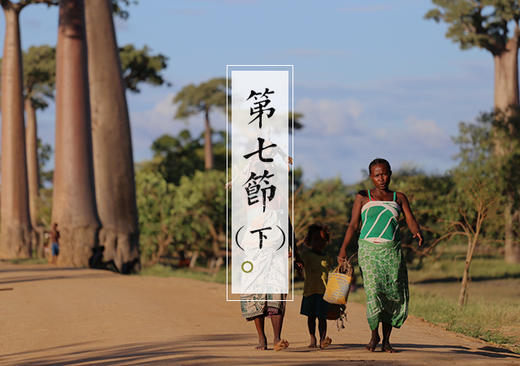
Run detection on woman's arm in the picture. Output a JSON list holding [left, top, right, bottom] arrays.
[[398, 192, 423, 246], [338, 193, 364, 262]]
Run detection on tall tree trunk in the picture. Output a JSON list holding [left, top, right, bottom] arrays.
[[84, 0, 140, 273], [25, 98, 40, 228], [493, 35, 520, 264], [0, 5, 32, 258], [494, 40, 519, 112], [204, 107, 213, 170], [52, 0, 99, 267], [458, 236, 477, 307]]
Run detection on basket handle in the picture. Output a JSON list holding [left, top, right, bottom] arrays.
[[335, 253, 356, 275]]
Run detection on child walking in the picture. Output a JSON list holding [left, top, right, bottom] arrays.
[[299, 223, 333, 349]]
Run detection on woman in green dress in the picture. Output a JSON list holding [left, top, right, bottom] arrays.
[[338, 158, 423, 353]]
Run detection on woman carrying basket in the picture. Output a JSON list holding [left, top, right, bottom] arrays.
[[338, 158, 423, 353]]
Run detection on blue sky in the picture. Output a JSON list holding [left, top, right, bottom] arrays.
[[1, 0, 495, 184]]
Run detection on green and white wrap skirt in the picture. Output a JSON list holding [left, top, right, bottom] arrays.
[[358, 238, 409, 330]]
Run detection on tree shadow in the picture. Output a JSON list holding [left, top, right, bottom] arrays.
[[7, 336, 519, 365], [331, 343, 519, 358], [0, 272, 112, 285], [7, 334, 255, 366], [452, 348, 520, 359], [0, 267, 84, 273]]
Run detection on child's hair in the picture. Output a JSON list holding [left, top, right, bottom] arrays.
[[368, 158, 392, 175], [304, 223, 330, 247]]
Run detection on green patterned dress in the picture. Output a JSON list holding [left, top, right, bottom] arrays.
[[358, 190, 409, 330]]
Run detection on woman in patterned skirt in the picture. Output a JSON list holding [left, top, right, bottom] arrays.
[[338, 158, 423, 353]]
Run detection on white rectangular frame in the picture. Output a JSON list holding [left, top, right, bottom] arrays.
[[226, 65, 295, 302]]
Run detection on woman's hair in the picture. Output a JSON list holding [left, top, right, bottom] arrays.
[[368, 158, 392, 175], [304, 223, 330, 246]]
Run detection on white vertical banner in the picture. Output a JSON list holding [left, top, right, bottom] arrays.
[[228, 66, 292, 295]]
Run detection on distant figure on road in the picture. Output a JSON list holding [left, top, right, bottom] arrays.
[[338, 158, 423, 353], [50, 223, 60, 265]]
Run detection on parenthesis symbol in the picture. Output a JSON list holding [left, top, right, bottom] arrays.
[[275, 225, 285, 251], [235, 226, 245, 251]]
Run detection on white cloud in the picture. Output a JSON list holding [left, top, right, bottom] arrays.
[[296, 97, 363, 135], [129, 91, 226, 162], [403, 116, 451, 149], [130, 93, 177, 136]]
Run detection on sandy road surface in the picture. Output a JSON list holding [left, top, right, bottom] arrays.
[[0, 263, 518, 365]]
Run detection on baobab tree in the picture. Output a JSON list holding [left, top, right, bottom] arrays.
[[173, 78, 227, 170], [85, 0, 169, 273], [21, 45, 55, 255], [21, 45, 55, 229], [84, 0, 140, 273], [0, 0, 55, 258], [52, 0, 99, 267], [426, 1, 520, 263]]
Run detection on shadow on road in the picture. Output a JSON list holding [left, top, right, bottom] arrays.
[[0, 272, 112, 285], [3, 334, 518, 366]]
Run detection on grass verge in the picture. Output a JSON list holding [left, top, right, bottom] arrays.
[[8, 258, 48, 265], [139, 263, 226, 284], [348, 286, 520, 354], [408, 256, 520, 283]]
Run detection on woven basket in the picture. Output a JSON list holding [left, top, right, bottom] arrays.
[[323, 260, 353, 305]]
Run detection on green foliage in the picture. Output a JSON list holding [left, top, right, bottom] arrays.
[[450, 111, 520, 241], [393, 170, 454, 245], [37, 138, 53, 188], [292, 112, 304, 131], [111, 0, 137, 20], [148, 129, 227, 185], [173, 170, 226, 257], [136, 170, 177, 264], [119, 44, 170, 93], [38, 187, 52, 227], [136, 169, 227, 264], [425, 0, 520, 53], [22, 45, 55, 109], [293, 178, 353, 259], [9, 257, 47, 265]]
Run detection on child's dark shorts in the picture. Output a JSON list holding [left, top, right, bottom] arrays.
[[51, 242, 59, 256], [300, 293, 328, 320]]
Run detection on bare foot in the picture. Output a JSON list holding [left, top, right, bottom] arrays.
[[320, 336, 332, 349], [308, 335, 317, 348], [381, 342, 395, 353], [274, 339, 289, 351], [366, 334, 380, 352], [255, 336, 267, 350]]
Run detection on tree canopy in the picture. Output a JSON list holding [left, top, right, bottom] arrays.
[[146, 129, 227, 185], [22, 45, 55, 109], [119, 44, 170, 93], [173, 77, 227, 119], [425, 0, 520, 54]]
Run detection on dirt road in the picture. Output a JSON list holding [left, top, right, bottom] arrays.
[[0, 263, 518, 365]]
